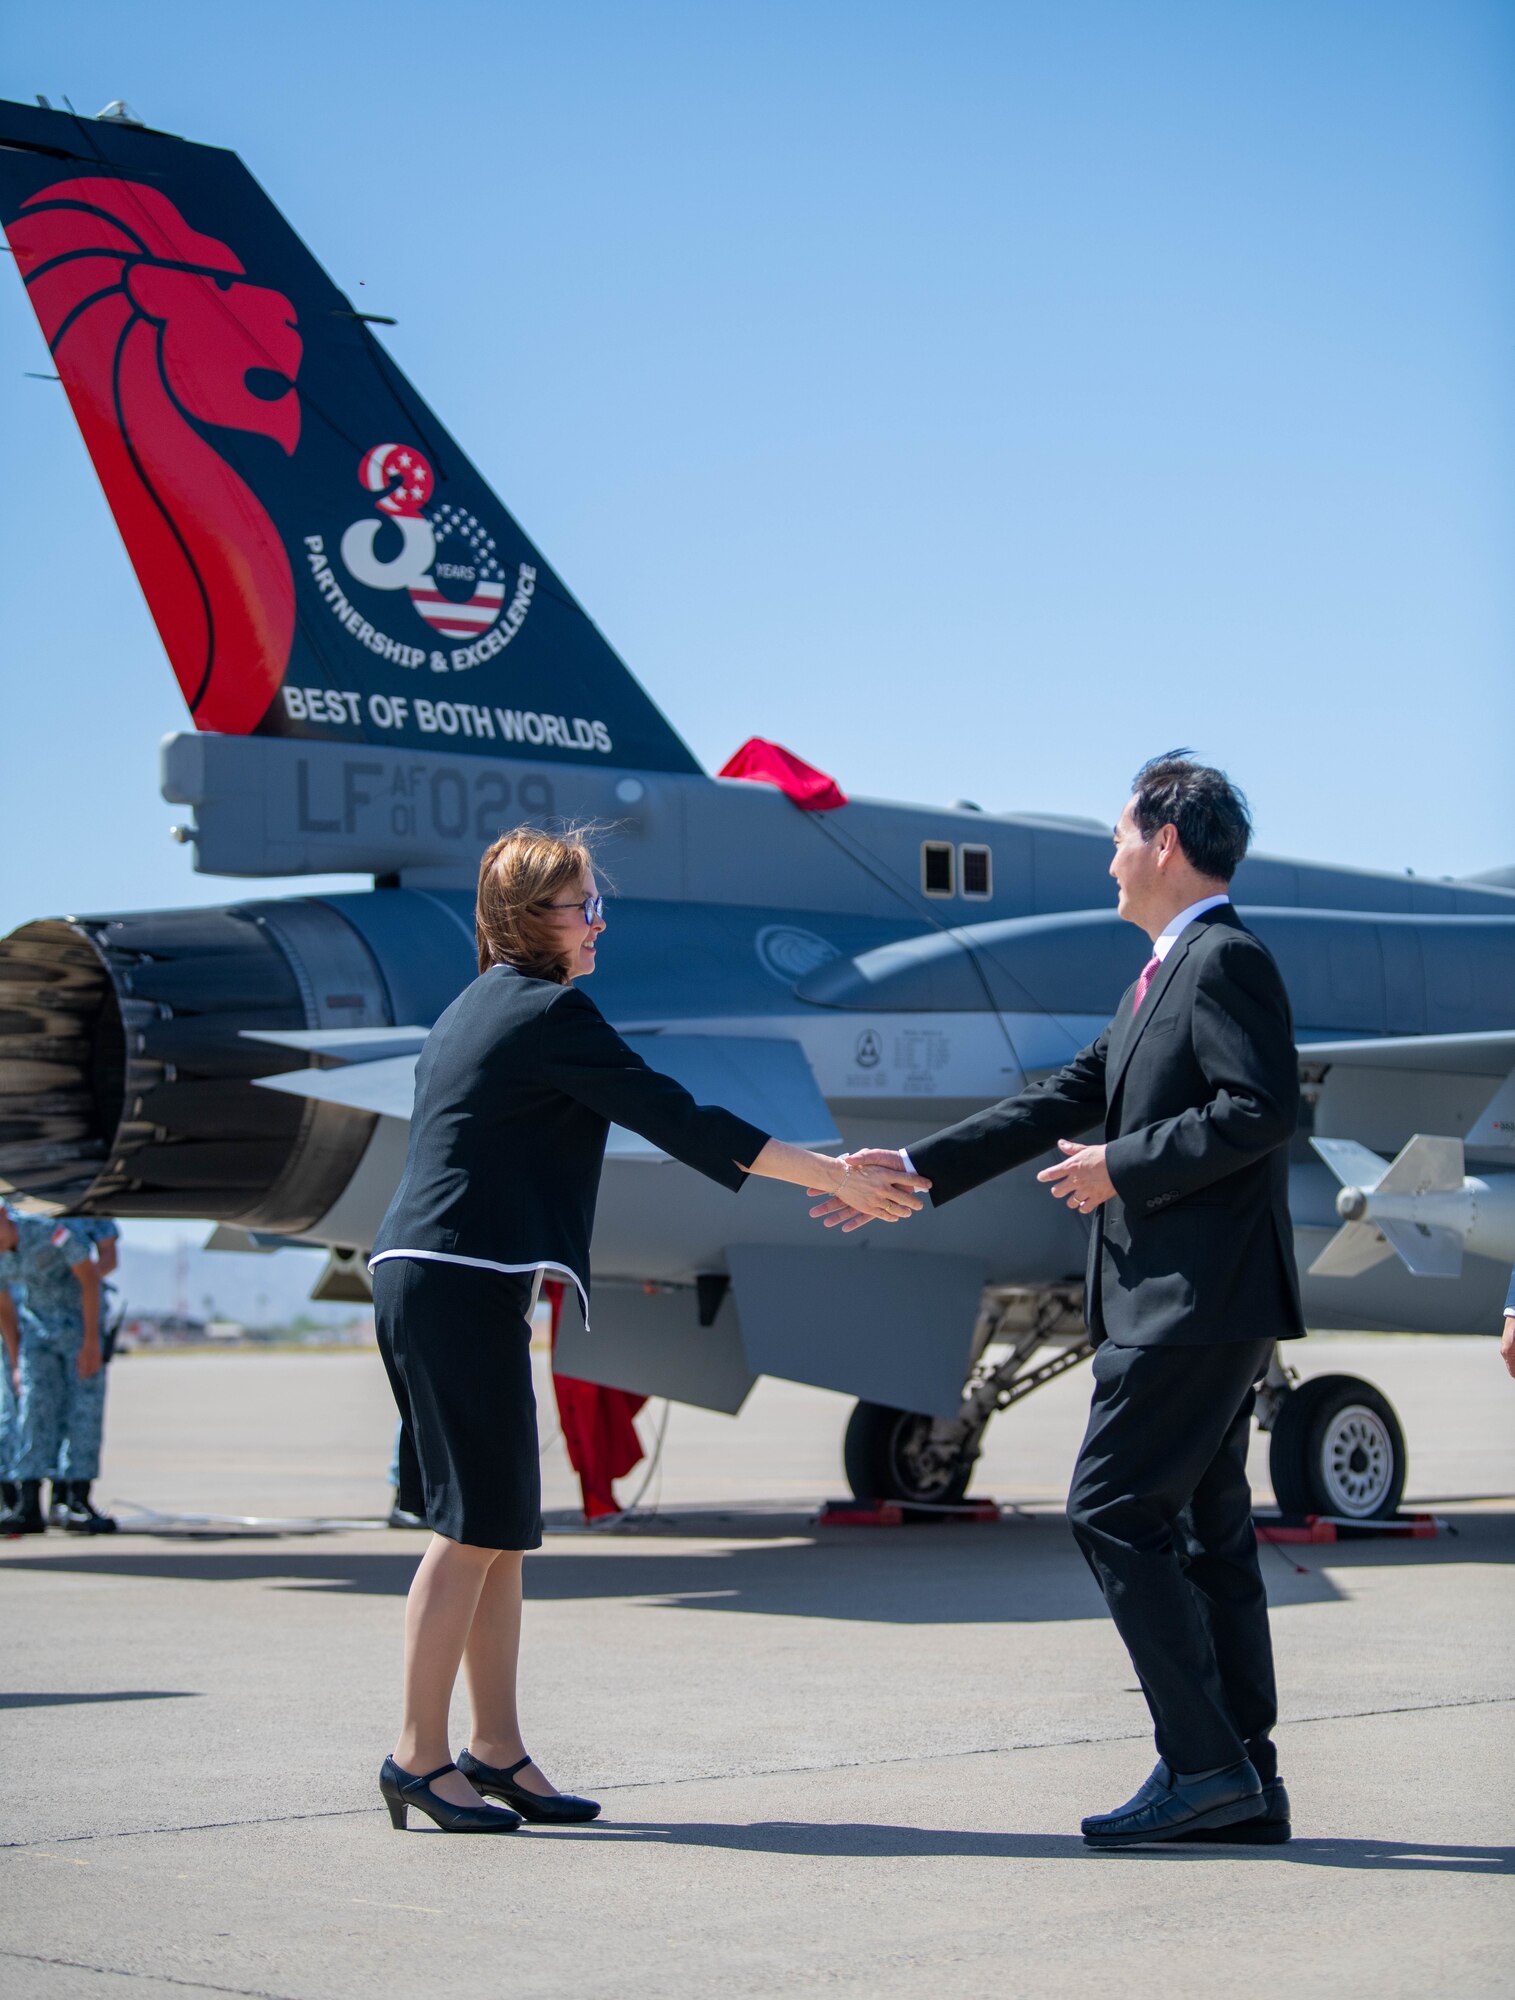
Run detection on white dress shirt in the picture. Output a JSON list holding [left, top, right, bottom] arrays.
[[1149, 892, 1231, 963], [894, 894, 1233, 1182]]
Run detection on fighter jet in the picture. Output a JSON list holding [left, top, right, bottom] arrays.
[[3, 98, 1512, 1525]]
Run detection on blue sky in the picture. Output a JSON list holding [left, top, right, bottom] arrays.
[[3, 2, 1512, 1244]]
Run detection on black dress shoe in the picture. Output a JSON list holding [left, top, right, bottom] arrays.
[[378, 1757, 523, 1833], [0, 1480, 46, 1536], [1082, 1757, 1263, 1847], [61, 1484, 117, 1534], [457, 1749, 601, 1823], [1173, 1776, 1291, 1844]]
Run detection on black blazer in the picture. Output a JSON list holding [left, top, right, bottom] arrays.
[[370, 965, 770, 1314], [911, 906, 1304, 1347]]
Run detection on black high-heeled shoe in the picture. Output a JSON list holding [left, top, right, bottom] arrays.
[[379, 1756, 523, 1833], [456, 1749, 601, 1824]]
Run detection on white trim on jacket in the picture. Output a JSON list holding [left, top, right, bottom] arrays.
[[367, 1248, 590, 1328]]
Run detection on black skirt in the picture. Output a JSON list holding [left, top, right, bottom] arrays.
[[373, 1257, 542, 1550]]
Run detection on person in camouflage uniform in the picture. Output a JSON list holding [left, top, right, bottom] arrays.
[[0, 1280, 22, 1516], [0, 1205, 106, 1535], [45, 1217, 121, 1529]]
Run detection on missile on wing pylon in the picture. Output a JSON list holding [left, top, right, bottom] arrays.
[[1309, 1134, 1515, 1280]]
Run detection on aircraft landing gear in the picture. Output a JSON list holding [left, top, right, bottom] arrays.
[[839, 1298, 1411, 1524], [1258, 1359, 1407, 1521], [841, 1286, 1091, 1507], [843, 1403, 976, 1507]]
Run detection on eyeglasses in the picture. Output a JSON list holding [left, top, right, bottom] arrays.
[[546, 894, 605, 926]]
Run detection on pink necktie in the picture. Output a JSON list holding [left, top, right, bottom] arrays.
[[1133, 955, 1161, 1012]]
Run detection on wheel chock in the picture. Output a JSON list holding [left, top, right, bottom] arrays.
[[816, 1497, 1003, 1526], [1254, 1509, 1442, 1544]]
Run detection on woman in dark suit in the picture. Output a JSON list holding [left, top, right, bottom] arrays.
[[368, 826, 928, 1834]]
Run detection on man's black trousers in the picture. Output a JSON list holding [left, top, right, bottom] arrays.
[[1066, 1335, 1279, 1780]]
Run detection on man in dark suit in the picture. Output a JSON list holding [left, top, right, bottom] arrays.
[[814, 753, 1304, 1846]]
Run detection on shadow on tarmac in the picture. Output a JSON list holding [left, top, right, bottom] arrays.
[[0, 1534, 1346, 1622], [2, 1512, 1506, 1621], [526, 1819, 1515, 1874], [0, 1689, 200, 1710]]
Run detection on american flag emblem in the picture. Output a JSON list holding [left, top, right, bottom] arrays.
[[408, 501, 506, 639]]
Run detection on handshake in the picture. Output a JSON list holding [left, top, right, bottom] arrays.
[[805, 1150, 929, 1234], [805, 1139, 1118, 1233]]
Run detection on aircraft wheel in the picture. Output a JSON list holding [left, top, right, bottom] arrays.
[[1267, 1374, 1406, 1521], [843, 1401, 974, 1507]]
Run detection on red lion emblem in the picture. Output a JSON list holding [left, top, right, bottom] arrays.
[[10, 178, 302, 733]]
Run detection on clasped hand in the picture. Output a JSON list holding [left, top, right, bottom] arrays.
[[806, 1152, 930, 1233]]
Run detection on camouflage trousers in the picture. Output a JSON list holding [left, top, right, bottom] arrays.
[[0, 1349, 17, 1480], [16, 1327, 107, 1482]]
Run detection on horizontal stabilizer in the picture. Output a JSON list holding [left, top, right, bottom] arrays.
[[1310, 1138, 1390, 1194], [253, 1052, 419, 1119], [1308, 1222, 1396, 1279], [250, 1033, 839, 1152], [241, 1027, 430, 1063], [1298, 1030, 1515, 1077]]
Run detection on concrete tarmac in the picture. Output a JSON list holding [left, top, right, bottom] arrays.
[[3, 1334, 1512, 1999]]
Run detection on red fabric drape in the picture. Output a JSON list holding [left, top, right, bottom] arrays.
[[717, 737, 848, 811], [544, 1279, 646, 1521]]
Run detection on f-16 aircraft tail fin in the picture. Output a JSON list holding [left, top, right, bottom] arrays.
[[0, 98, 700, 773]]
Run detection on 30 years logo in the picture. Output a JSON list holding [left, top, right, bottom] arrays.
[[304, 445, 537, 673]]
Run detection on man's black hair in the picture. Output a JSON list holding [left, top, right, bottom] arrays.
[[1130, 750, 1252, 883]]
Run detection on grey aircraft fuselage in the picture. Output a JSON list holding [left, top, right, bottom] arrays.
[[149, 728, 1515, 1423]]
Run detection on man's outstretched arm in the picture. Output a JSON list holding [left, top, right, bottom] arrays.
[[808, 1028, 1111, 1228]]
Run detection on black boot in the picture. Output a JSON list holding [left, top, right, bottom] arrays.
[[0, 1479, 46, 1534], [48, 1480, 70, 1524], [0, 1480, 16, 1513], [62, 1482, 117, 1534]]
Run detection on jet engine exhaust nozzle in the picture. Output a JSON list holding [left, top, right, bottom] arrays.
[[0, 900, 392, 1229]]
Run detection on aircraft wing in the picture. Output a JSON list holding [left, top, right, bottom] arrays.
[[253, 1052, 422, 1120], [249, 1033, 840, 1153], [1297, 1030, 1515, 1076]]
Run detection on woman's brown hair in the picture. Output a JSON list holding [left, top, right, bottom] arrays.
[[475, 826, 598, 982]]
